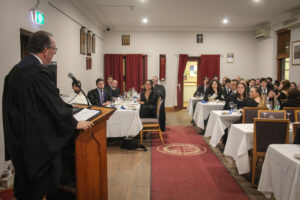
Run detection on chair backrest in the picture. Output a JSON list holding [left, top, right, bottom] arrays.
[[283, 107, 300, 122], [156, 97, 162, 119], [296, 110, 300, 122], [258, 110, 286, 119], [242, 107, 267, 123], [293, 123, 300, 143], [254, 118, 289, 153]]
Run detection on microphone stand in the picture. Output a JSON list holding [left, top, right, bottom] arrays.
[[74, 81, 92, 109]]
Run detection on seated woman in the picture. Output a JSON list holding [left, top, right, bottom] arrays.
[[281, 88, 300, 108], [138, 80, 158, 118], [224, 82, 249, 110], [269, 79, 290, 105], [204, 80, 224, 101], [246, 86, 265, 107]]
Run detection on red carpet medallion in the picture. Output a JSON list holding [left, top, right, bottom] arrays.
[[151, 126, 249, 200]]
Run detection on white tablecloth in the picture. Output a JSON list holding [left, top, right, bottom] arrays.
[[187, 97, 203, 116], [106, 105, 142, 138], [204, 110, 242, 147], [193, 101, 225, 129], [258, 144, 300, 200], [224, 123, 294, 174]]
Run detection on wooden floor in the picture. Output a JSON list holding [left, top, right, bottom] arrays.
[[107, 110, 273, 200]]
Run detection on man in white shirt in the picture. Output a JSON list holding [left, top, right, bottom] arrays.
[[68, 81, 89, 105]]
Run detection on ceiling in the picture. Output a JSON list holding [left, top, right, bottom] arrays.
[[69, 0, 300, 31]]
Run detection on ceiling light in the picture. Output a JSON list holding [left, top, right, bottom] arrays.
[[142, 18, 148, 24], [222, 18, 229, 24], [254, 0, 261, 2]]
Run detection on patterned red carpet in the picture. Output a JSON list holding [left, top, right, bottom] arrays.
[[0, 189, 13, 200], [151, 126, 249, 200]]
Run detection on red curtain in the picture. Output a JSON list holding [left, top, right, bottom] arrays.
[[143, 55, 148, 83], [177, 54, 188, 109], [125, 54, 144, 92], [199, 55, 220, 84], [160, 54, 166, 81], [104, 54, 124, 93]]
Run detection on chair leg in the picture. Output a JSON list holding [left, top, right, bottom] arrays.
[[140, 131, 143, 145], [158, 129, 164, 144], [252, 154, 258, 184]]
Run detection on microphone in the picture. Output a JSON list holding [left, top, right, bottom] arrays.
[[67, 73, 91, 107]]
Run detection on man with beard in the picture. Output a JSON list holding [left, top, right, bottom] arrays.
[[68, 81, 89, 105]]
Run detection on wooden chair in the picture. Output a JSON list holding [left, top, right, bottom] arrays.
[[295, 110, 300, 122], [292, 123, 300, 141], [139, 98, 164, 145], [283, 107, 300, 122], [242, 107, 268, 123], [252, 118, 289, 184], [258, 110, 286, 119]]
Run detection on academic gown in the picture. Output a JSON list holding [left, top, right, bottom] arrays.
[[2, 55, 78, 200]]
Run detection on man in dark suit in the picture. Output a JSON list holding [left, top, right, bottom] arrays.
[[111, 80, 121, 98], [2, 31, 93, 200], [194, 76, 209, 97], [88, 78, 112, 106], [260, 78, 270, 96], [152, 76, 166, 131], [222, 78, 231, 99]]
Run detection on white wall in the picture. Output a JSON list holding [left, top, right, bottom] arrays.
[[290, 28, 300, 84], [104, 30, 259, 107], [0, 0, 104, 173]]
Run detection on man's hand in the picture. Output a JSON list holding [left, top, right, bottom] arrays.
[[76, 121, 94, 131]]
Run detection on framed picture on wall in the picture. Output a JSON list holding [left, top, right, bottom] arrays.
[[226, 53, 234, 63], [196, 34, 203, 43], [122, 35, 130, 45], [80, 27, 86, 55], [292, 40, 300, 65], [92, 34, 96, 53], [87, 31, 92, 56], [86, 56, 92, 70]]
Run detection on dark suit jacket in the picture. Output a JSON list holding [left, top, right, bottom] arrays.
[[153, 84, 166, 100], [194, 85, 206, 97], [222, 86, 231, 100], [111, 88, 121, 98], [87, 88, 112, 106]]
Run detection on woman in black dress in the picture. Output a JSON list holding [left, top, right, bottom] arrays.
[[224, 82, 249, 110], [139, 80, 158, 118], [204, 80, 224, 101]]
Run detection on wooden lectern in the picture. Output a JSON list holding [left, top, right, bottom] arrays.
[[74, 105, 115, 200]]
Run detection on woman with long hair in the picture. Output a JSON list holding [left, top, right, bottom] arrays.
[[138, 80, 158, 118], [224, 82, 249, 110], [204, 80, 224, 101]]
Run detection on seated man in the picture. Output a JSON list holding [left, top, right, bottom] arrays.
[[194, 77, 209, 97], [104, 75, 113, 94], [111, 80, 121, 98], [222, 78, 231, 100], [68, 81, 89, 105], [87, 78, 112, 106]]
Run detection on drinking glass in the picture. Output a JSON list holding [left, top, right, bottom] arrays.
[[229, 102, 234, 111], [286, 112, 291, 121]]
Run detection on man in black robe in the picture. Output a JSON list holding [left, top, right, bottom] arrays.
[[152, 76, 166, 131], [2, 31, 93, 200]]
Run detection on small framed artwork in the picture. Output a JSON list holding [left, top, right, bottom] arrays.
[[80, 27, 86, 55], [87, 31, 92, 56], [86, 57, 92, 70], [292, 40, 300, 65], [226, 53, 234, 63], [92, 34, 96, 53], [197, 34, 203, 43], [122, 35, 130, 45]]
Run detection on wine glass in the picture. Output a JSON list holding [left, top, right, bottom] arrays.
[[286, 112, 291, 121], [229, 102, 234, 112]]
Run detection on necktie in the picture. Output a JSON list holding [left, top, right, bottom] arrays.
[[100, 90, 104, 104]]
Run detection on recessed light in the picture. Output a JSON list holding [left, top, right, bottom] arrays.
[[254, 0, 261, 2], [142, 18, 148, 24], [222, 18, 229, 24]]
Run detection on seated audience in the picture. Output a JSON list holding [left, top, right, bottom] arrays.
[[111, 80, 121, 98], [266, 77, 274, 90], [273, 81, 280, 95], [68, 81, 89, 105], [255, 78, 260, 86], [281, 88, 300, 108], [224, 82, 249, 110], [224, 79, 238, 101], [139, 80, 158, 118], [269, 79, 290, 105], [194, 76, 209, 97], [104, 75, 113, 94], [222, 76, 229, 87], [204, 80, 224, 101], [246, 86, 265, 107], [87, 78, 112, 106]]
